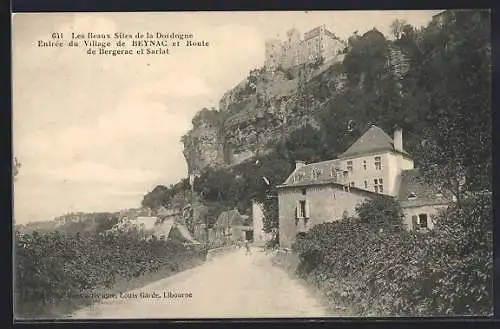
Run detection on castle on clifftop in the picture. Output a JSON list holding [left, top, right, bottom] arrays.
[[265, 25, 346, 70]]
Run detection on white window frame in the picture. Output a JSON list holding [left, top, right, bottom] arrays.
[[374, 178, 384, 193], [296, 200, 309, 219], [295, 200, 310, 229]]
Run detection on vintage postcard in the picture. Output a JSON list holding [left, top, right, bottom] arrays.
[[12, 10, 492, 320]]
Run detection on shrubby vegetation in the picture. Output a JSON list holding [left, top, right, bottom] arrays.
[[355, 195, 404, 229], [291, 194, 492, 316], [15, 230, 204, 318]]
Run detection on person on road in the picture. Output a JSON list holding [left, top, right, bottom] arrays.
[[244, 240, 251, 255]]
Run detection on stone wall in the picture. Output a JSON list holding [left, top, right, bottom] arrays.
[[278, 184, 371, 249]]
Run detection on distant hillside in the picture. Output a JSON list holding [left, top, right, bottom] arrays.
[[15, 212, 119, 234]]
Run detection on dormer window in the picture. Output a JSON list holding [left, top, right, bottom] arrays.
[[311, 168, 323, 180], [408, 192, 417, 200], [347, 161, 353, 173], [294, 172, 305, 182]]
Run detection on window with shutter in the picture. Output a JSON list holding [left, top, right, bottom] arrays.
[[305, 200, 310, 218], [299, 200, 307, 218]]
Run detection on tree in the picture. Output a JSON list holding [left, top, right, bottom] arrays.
[[94, 213, 119, 233], [141, 185, 172, 209], [415, 10, 491, 200], [429, 193, 493, 315], [343, 28, 389, 91], [283, 124, 327, 163], [390, 19, 407, 40], [355, 196, 404, 230], [195, 167, 236, 204]]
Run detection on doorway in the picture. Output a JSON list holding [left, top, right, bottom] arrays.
[[245, 230, 254, 242]]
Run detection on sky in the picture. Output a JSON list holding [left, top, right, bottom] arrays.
[[12, 10, 441, 224]]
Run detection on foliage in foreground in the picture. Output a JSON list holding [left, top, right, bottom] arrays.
[[292, 195, 493, 316], [14, 230, 204, 318]]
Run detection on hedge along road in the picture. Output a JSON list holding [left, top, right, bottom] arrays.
[[68, 247, 333, 319]]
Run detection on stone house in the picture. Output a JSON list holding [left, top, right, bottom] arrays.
[[277, 125, 452, 248], [432, 10, 456, 28]]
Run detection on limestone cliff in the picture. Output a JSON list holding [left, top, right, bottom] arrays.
[[181, 108, 225, 175], [182, 54, 348, 174]]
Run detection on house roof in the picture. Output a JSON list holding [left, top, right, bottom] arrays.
[[135, 217, 159, 231], [282, 158, 340, 186], [397, 169, 452, 208], [281, 125, 409, 187], [175, 223, 201, 244], [155, 218, 175, 237], [338, 125, 409, 159], [278, 171, 386, 199]]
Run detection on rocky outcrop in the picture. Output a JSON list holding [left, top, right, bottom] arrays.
[[182, 59, 348, 174], [182, 112, 225, 175]]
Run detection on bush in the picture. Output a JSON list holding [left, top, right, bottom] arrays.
[[291, 195, 492, 316], [14, 230, 204, 318], [355, 196, 404, 229], [264, 232, 279, 250]]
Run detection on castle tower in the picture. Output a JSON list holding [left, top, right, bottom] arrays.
[[265, 38, 283, 70], [282, 28, 301, 68]]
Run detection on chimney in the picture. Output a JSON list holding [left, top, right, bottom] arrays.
[[394, 125, 403, 152], [295, 160, 305, 170]]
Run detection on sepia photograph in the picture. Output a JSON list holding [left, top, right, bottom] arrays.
[[12, 10, 492, 320]]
